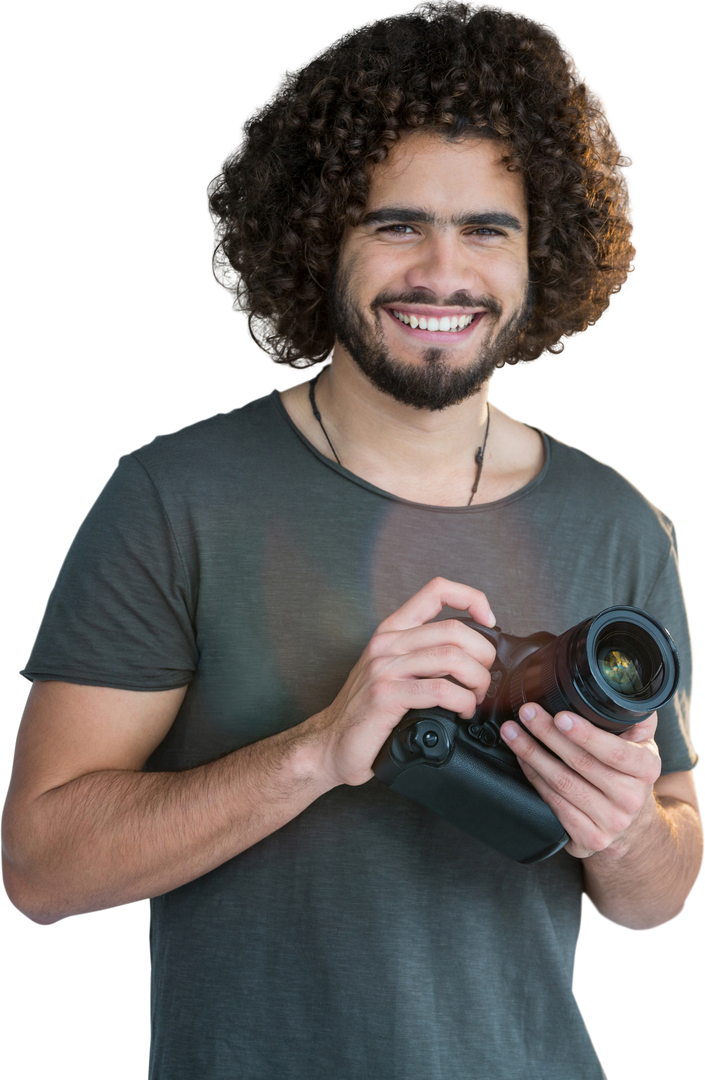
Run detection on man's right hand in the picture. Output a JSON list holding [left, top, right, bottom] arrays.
[[302, 577, 497, 788]]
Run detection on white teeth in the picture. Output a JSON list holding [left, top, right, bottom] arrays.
[[391, 310, 479, 332]]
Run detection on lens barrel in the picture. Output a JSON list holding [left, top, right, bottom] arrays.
[[509, 607, 680, 733]]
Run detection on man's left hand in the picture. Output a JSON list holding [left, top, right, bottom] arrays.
[[500, 705, 662, 858]]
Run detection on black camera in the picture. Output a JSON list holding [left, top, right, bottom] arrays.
[[372, 606, 680, 863]]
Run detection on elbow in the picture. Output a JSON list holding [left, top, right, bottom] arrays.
[[2, 885, 55, 928], [2, 854, 65, 925], [587, 898, 690, 933]]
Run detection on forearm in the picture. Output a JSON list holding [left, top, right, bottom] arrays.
[[3, 721, 332, 924], [582, 794, 703, 929]]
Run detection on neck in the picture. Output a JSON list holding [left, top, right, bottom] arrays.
[[319, 347, 490, 486]]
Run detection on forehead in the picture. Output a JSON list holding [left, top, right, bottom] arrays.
[[364, 131, 527, 221]]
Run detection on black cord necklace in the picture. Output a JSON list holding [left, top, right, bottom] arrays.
[[308, 369, 491, 506]]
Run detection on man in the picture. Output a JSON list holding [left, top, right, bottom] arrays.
[[3, 4, 701, 1079]]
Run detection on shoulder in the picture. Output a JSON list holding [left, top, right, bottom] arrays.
[[87, 393, 300, 524], [539, 425, 678, 535], [136, 394, 279, 460], [131, 393, 283, 470]]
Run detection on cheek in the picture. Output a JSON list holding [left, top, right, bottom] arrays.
[[485, 257, 529, 308], [482, 247, 528, 285]]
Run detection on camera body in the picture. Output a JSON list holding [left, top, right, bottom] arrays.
[[373, 607, 679, 863]]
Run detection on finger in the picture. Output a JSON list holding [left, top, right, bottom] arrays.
[[505, 717, 608, 803], [512, 760, 605, 858], [517, 703, 661, 785], [501, 713, 658, 839], [614, 711, 658, 744], [547, 706, 659, 783], [394, 676, 481, 719], [501, 718, 614, 824], [388, 643, 492, 704], [380, 622, 494, 669], [376, 577, 495, 634]]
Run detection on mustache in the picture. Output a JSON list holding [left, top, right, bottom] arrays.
[[371, 291, 503, 315]]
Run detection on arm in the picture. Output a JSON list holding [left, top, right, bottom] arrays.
[[3, 578, 496, 925], [500, 705, 702, 929], [582, 769, 701, 928], [2, 680, 332, 924]]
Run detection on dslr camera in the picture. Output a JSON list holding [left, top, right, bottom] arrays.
[[373, 606, 679, 863]]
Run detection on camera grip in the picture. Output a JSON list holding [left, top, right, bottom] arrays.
[[373, 709, 568, 863]]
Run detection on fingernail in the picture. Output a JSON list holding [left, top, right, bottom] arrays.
[[520, 705, 536, 722], [502, 723, 518, 741], [487, 609, 496, 627], [555, 713, 574, 732]]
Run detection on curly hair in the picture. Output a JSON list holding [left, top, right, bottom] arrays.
[[208, 3, 634, 367]]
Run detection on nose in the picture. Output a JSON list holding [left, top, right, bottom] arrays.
[[404, 232, 483, 300]]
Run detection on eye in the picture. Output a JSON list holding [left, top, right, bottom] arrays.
[[373, 225, 505, 238], [468, 227, 504, 237], [378, 224, 418, 235]]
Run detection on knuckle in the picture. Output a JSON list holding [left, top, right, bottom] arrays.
[[521, 739, 538, 762], [553, 770, 578, 798], [429, 575, 449, 592], [404, 680, 423, 701], [443, 619, 466, 640], [606, 809, 631, 836], [571, 748, 595, 774], [431, 677, 451, 700], [436, 642, 462, 664], [427, 678, 447, 698], [446, 618, 495, 662], [368, 680, 390, 707], [367, 655, 389, 681], [608, 742, 630, 770], [366, 633, 389, 660], [620, 787, 646, 817]]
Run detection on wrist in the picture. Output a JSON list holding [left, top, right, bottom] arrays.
[[284, 711, 343, 795]]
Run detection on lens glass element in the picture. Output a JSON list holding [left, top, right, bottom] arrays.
[[594, 626, 664, 700], [598, 647, 644, 696]]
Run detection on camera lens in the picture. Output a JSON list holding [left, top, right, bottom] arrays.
[[595, 626, 664, 699], [508, 606, 679, 734]]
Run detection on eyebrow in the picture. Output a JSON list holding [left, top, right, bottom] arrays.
[[360, 206, 523, 232]]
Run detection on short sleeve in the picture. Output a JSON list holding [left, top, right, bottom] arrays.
[[639, 511, 699, 773], [21, 454, 198, 691]]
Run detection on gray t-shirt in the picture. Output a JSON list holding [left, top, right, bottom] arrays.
[[23, 391, 696, 1080]]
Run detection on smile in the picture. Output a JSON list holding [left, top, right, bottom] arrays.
[[385, 306, 486, 340]]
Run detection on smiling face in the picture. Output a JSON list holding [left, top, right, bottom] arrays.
[[329, 131, 531, 410]]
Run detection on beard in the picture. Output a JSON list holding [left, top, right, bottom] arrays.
[[328, 267, 533, 411]]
